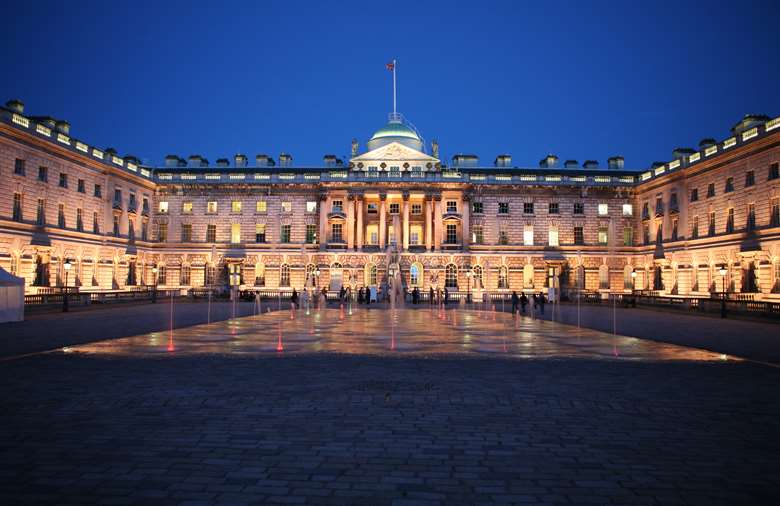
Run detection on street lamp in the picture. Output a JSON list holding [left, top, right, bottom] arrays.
[[62, 259, 72, 312], [630, 270, 637, 293], [466, 270, 473, 304], [718, 265, 728, 318], [314, 269, 320, 289], [152, 266, 158, 303]]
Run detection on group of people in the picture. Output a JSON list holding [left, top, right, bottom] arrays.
[[511, 290, 547, 316]]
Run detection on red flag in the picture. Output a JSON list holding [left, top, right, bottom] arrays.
[[386, 61, 395, 71]]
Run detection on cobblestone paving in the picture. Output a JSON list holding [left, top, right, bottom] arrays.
[[1, 311, 778, 505]]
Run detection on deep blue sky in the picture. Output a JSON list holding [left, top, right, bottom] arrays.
[[2, 0, 778, 168]]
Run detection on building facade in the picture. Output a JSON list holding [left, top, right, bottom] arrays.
[[1, 100, 779, 300]]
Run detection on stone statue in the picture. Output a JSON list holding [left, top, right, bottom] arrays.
[[351, 138, 358, 157], [431, 139, 439, 159]]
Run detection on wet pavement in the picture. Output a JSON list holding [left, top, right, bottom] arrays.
[[67, 306, 734, 362]]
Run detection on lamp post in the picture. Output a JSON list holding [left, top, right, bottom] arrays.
[[466, 270, 473, 304], [152, 266, 158, 303], [62, 259, 72, 312], [718, 265, 728, 318]]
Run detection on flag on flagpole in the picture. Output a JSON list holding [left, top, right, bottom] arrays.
[[386, 61, 395, 71]]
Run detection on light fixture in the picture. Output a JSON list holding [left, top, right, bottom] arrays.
[[718, 266, 728, 277], [63, 260, 72, 271]]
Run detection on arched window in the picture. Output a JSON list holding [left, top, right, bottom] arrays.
[[623, 265, 634, 289], [330, 262, 343, 291], [409, 262, 423, 287], [180, 264, 191, 285], [652, 265, 663, 290], [599, 264, 610, 289], [305, 263, 316, 287], [575, 264, 585, 289], [365, 264, 378, 286], [445, 264, 458, 288], [280, 264, 290, 287], [255, 263, 265, 286], [157, 265, 166, 285], [472, 265, 483, 289], [498, 265, 508, 289], [523, 264, 534, 289]]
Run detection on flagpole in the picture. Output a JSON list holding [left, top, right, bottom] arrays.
[[392, 59, 397, 114]]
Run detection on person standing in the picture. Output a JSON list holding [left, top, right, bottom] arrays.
[[511, 291, 519, 314], [520, 292, 528, 314], [444, 287, 449, 305], [291, 288, 298, 309], [429, 286, 435, 305]]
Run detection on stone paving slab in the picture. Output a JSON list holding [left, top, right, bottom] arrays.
[[1, 352, 779, 505]]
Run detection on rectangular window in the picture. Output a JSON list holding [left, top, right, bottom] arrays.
[[256, 224, 267, 243], [671, 218, 678, 241], [38, 166, 48, 182], [94, 184, 102, 198], [158, 223, 168, 242], [548, 225, 559, 246], [573, 202, 584, 214], [643, 224, 650, 244], [745, 171, 755, 187], [367, 203, 378, 214], [411, 203, 422, 215], [709, 212, 716, 235], [182, 201, 192, 214], [181, 224, 192, 242], [622, 204, 633, 216], [498, 229, 508, 245], [747, 203, 756, 231], [206, 224, 216, 242], [523, 225, 534, 246], [707, 183, 715, 198], [410, 226, 421, 245], [331, 223, 343, 242], [36, 198, 45, 225], [141, 222, 148, 241], [93, 212, 99, 233], [281, 202, 292, 213], [771, 198, 780, 227], [574, 226, 584, 245], [656, 223, 663, 243], [306, 201, 317, 213], [77, 179, 85, 193], [256, 201, 267, 213], [472, 225, 484, 244], [692, 216, 699, 239], [128, 194, 137, 212], [498, 202, 509, 214], [59, 173, 68, 188], [446, 223, 457, 244], [623, 226, 633, 246], [724, 177, 734, 193], [769, 162, 779, 180], [446, 200, 457, 213], [113, 215, 120, 236], [158, 201, 169, 214], [598, 227, 608, 245], [207, 201, 218, 214], [231, 223, 241, 243], [332, 200, 343, 213], [231, 200, 242, 213], [280, 224, 291, 243], [76, 208, 83, 231], [14, 159, 25, 176], [389, 203, 400, 214], [58, 203, 66, 228], [690, 188, 699, 202], [180, 266, 191, 286], [306, 224, 316, 243], [472, 201, 483, 214], [726, 208, 734, 233], [523, 202, 534, 214], [598, 203, 608, 216], [548, 202, 559, 214]]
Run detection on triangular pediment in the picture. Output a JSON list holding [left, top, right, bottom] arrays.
[[351, 142, 439, 164]]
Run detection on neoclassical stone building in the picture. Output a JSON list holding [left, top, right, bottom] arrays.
[[1, 100, 779, 300]]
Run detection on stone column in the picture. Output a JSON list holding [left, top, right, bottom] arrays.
[[379, 194, 387, 250], [425, 195, 433, 251], [356, 198, 363, 251], [319, 193, 328, 251], [402, 192, 410, 251], [346, 194, 355, 250], [434, 195, 443, 251], [462, 193, 470, 252]]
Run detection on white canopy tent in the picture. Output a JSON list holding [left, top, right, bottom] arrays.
[[0, 267, 24, 322]]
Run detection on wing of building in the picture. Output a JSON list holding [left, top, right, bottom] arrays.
[[1, 100, 779, 300]]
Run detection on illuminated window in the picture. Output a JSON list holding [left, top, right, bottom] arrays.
[[598, 203, 608, 216], [207, 201, 218, 214], [598, 227, 608, 245], [306, 201, 317, 213], [231, 201, 242, 213], [182, 201, 192, 214], [231, 223, 241, 243], [256, 224, 266, 243], [622, 204, 633, 216], [548, 225, 559, 247], [523, 225, 534, 246], [256, 201, 267, 213], [409, 263, 423, 287], [445, 264, 458, 288], [281, 202, 292, 213], [410, 225, 422, 245], [367, 264, 378, 286], [158, 201, 169, 214], [498, 266, 508, 289]]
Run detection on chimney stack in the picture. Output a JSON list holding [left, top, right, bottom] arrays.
[[279, 153, 292, 166], [607, 156, 624, 170], [5, 99, 24, 114], [539, 154, 559, 168], [164, 155, 179, 167], [494, 154, 512, 167], [583, 160, 599, 169], [55, 120, 70, 135], [216, 158, 229, 167], [564, 160, 579, 168], [234, 153, 247, 167]]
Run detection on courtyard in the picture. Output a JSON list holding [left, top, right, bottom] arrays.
[[1, 306, 779, 505]]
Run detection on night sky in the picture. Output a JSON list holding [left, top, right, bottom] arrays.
[[2, 0, 778, 168]]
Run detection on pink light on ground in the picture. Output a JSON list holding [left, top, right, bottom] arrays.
[[276, 322, 284, 352], [339, 304, 345, 321]]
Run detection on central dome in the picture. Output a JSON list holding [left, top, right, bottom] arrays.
[[366, 114, 424, 152]]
